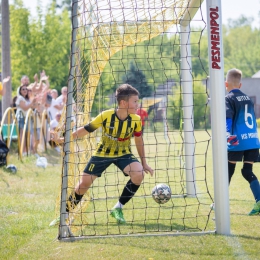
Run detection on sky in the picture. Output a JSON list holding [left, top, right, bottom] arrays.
[[12, 0, 260, 28]]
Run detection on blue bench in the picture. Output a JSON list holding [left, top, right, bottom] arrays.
[[1, 124, 18, 142]]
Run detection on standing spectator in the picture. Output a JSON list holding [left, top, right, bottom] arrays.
[[15, 85, 37, 154], [56, 86, 76, 123], [47, 89, 61, 121], [27, 85, 41, 155], [12, 96, 17, 112], [56, 86, 68, 113], [0, 73, 11, 96], [136, 106, 148, 133], [20, 75, 30, 87], [225, 68, 260, 215], [49, 112, 62, 153]]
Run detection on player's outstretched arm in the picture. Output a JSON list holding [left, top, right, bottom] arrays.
[[134, 135, 154, 176], [50, 126, 88, 144]]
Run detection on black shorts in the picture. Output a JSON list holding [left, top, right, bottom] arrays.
[[84, 154, 139, 177], [228, 149, 259, 162]]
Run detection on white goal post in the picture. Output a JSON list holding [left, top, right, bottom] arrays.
[[206, 0, 230, 235]]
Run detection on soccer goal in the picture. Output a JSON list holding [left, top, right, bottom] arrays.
[[55, 0, 230, 241]]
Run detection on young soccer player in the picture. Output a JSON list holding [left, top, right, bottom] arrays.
[[50, 84, 153, 225], [225, 68, 260, 215]]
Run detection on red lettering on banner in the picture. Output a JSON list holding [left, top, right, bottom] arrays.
[[210, 7, 221, 70]]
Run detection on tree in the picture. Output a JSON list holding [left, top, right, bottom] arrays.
[[9, 1, 31, 89], [167, 76, 210, 129], [9, 0, 71, 93], [122, 62, 153, 99], [55, 0, 71, 12], [223, 24, 260, 77]]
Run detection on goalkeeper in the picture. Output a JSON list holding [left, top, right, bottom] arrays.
[[225, 68, 260, 215], [50, 84, 153, 225]]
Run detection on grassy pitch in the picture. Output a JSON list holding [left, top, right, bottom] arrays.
[[0, 131, 260, 259]]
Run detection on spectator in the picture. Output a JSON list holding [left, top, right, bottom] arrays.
[[20, 75, 30, 87], [0, 73, 11, 96], [27, 85, 41, 155], [47, 89, 61, 121], [28, 71, 50, 113], [49, 112, 62, 153], [136, 106, 148, 133], [12, 96, 17, 112], [16, 85, 37, 154], [56, 86, 76, 124], [28, 70, 50, 97], [56, 86, 68, 113]]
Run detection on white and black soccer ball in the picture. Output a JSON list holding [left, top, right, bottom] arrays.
[[152, 183, 172, 204], [6, 164, 17, 174]]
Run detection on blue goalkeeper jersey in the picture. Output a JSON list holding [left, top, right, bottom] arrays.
[[225, 89, 260, 151]]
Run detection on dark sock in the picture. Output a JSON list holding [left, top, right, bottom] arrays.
[[250, 180, 260, 202], [228, 162, 236, 184], [119, 179, 140, 205], [66, 192, 83, 212]]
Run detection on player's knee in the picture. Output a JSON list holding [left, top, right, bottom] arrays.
[[241, 163, 257, 183], [130, 170, 144, 184]]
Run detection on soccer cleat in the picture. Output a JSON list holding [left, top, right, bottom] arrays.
[[49, 216, 60, 227], [248, 201, 260, 216], [110, 208, 126, 224], [49, 213, 71, 227]]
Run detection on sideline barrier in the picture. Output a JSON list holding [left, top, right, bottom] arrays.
[[0, 108, 51, 162], [0, 107, 20, 163]]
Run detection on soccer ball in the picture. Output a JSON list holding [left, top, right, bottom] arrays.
[[152, 183, 172, 204], [6, 164, 17, 174]]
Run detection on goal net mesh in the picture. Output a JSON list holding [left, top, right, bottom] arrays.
[[55, 0, 215, 239]]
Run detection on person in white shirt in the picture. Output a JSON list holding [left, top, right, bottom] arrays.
[[49, 112, 62, 152], [55, 86, 68, 113], [47, 89, 61, 121], [15, 85, 37, 154]]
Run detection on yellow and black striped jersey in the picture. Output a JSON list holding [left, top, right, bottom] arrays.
[[84, 109, 142, 157]]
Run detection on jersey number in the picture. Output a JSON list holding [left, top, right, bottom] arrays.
[[88, 164, 95, 171], [245, 104, 254, 129]]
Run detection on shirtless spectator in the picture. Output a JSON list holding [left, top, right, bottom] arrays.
[[55, 86, 68, 113], [49, 112, 62, 153], [47, 89, 61, 121]]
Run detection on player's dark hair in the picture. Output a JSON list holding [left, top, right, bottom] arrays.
[[116, 84, 139, 104]]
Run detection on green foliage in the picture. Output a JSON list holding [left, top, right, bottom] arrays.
[[100, 33, 182, 94], [122, 62, 153, 99], [223, 23, 260, 77], [9, 0, 71, 93], [167, 77, 210, 130]]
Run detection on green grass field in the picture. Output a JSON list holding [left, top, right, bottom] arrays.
[[1, 131, 260, 260]]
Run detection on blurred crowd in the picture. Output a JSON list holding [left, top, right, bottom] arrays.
[[1, 71, 68, 156]]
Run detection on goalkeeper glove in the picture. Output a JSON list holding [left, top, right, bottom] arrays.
[[227, 134, 239, 146]]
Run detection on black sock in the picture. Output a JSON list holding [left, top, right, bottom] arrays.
[[66, 192, 83, 212], [228, 162, 236, 184], [119, 180, 140, 205]]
